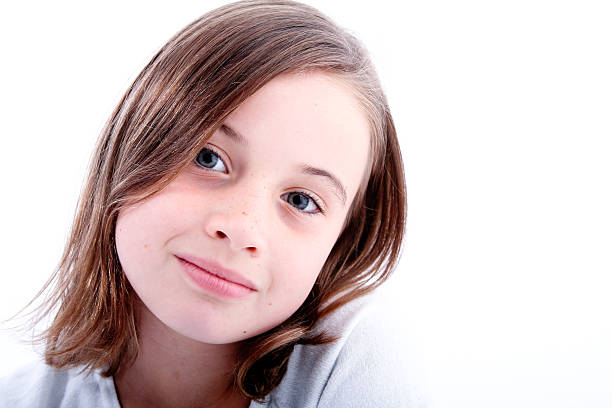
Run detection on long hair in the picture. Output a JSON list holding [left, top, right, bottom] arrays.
[[23, 0, 406, 400]]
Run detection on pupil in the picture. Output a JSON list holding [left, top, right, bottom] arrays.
[[199, 149, 218, 168], [290, 193, 308, 210]]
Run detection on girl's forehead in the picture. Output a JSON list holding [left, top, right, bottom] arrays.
[[226, 72, 368, 150]]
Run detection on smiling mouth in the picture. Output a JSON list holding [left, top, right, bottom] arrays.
[[175, 256, 256, 299]]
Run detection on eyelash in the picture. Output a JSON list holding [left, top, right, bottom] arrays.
[[193, 146, 325, 215], [194, 146, 229, 174], [283, 191, 325, 216]]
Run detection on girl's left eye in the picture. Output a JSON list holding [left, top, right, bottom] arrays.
[[195, 147, 228, 173], [282, 192, 322, 214]]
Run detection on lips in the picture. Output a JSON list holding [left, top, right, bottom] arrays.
[[174, 253, 257, 291]]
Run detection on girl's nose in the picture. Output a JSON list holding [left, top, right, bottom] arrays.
[[203, 198, 267, 256]]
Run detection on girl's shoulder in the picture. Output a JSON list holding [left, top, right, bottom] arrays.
[[251, 292, 429, 408], [0, 359, 120, 408]]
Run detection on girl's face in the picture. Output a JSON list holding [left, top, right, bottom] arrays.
[[115, 72, 370, 344]]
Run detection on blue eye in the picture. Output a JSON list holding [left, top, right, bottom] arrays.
[[283, 192, 322, 214], [195, 147, 227, 173]]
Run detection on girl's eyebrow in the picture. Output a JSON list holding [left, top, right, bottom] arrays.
[[220, 123, 248, 145], [220, 123, 347, 206], [300, 165, 347, 206]]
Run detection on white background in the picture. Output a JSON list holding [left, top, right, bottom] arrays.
[[1, 1, 611, 407]]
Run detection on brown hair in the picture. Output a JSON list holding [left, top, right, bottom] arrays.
[[23, 0, 406, 400]]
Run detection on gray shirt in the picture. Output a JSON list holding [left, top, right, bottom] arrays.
[[1, 293, 427, 407]]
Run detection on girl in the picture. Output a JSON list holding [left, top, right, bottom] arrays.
[[2, 1, 423, 407]]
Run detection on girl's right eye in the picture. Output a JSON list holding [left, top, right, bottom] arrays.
[[194, 147, 228, 173]]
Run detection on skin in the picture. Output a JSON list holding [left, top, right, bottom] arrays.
[[114, 71, 371, 408]]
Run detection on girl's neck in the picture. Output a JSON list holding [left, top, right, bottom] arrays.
[[113, 304, 251, 408]]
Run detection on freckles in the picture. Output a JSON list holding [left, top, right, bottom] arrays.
[[143, 243, 148, 249]]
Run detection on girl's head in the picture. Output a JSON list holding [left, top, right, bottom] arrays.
[[37, 0, 406, 399]]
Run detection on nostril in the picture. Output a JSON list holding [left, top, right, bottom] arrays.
[[216, 230, 227, 239], [245, 246, 257, 253]]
